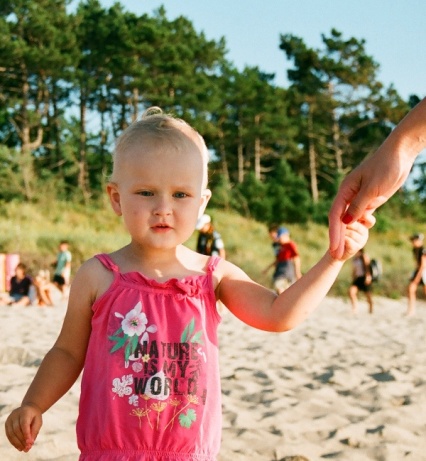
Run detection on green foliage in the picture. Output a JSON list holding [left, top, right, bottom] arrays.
[[229, 161, 313, 224], [0, 0, 424, 221], [234, 172, 269, 220], [0, 147, 24, 200], [266, 160, 312, 224]]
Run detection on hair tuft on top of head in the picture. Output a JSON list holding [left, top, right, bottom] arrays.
[[141, 106, 164, 118], [132, 106, 188, 132]]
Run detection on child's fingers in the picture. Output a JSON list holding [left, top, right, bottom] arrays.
[[343, 221, 369, 254], [329, 211, 375, 260], [5, 407, 41, 452], [5, 411, 28, 451], [357, 211, 376, 229], [345, 219, 367, 234], [29, 413, 42, 449]]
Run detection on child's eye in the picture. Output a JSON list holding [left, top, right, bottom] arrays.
[[174, 192, 188, 198], [137, 191, 153, 197]]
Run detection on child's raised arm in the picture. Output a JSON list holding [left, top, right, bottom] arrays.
[[217, 218, 373, 333], [4, 259, 100, 452]]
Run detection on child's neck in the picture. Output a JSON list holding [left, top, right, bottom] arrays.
[[114, 244, 202, 282]]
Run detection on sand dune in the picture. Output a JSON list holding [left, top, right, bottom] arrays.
[[1, 295, 425, 460]]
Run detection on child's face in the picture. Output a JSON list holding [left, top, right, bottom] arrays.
[[278, 233, 290, 243], [412, 238, 423, 248], [269, 230, 278, 241], [108, 133, 211, 250]]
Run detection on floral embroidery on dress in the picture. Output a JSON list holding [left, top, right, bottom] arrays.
[[108, 299, 207, 432], [112, 374, 133, 398], [109, 301, 158, 363]]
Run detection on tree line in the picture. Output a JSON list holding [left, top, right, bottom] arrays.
[[0, 0, 424, 224]]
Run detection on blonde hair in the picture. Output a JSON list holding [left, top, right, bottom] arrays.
[[112, 107, 209, 186]]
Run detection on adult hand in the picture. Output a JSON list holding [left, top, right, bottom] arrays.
[[329, 98, 426, 259], [328, 151, 411, 258]]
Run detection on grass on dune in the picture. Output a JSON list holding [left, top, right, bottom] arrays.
[[0, 200, 419, 299]]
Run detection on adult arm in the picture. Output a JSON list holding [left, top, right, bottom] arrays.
[[329, 98, 426, 259]]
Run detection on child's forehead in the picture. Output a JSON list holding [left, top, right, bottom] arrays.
[[118, 126, 205, 159], [113, 117, 209, 186], [116, 134, 208, 176], [123, 136, 205, 165]]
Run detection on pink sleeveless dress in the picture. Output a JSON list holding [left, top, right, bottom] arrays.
[[76, 254, 222, 461]]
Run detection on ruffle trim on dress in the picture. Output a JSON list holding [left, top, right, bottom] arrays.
[[79, 449, 217, 461], [120, 272, 207, 299]]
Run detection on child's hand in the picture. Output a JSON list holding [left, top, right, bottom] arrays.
[[336, 213, 375, 262], [5, 404, 43, 452]]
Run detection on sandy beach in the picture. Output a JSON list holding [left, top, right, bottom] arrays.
[[1, 294, 425, 461]]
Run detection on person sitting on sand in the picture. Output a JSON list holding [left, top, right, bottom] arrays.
[[33, 270, 54, 307], [0, 263, 32, 307]]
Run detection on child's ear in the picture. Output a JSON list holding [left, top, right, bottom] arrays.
[[107, 183, 122, 216], [199, 189, 212, 216]]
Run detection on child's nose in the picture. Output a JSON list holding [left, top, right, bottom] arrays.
[[153, 196, 172, 215]]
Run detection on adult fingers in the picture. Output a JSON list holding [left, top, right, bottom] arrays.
[[328, 220, 346, 260], [342, 194, 388, 225], [329, 174, 361, 257]]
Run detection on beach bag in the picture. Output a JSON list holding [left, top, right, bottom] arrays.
[[370, 258, 382, 282]]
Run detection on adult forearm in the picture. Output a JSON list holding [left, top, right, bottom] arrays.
[[382, 98, 426, 161]]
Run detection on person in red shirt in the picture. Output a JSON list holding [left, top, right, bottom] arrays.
[[264, 227, 302, 294]]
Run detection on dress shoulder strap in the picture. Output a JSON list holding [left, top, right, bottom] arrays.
[[95, 254, 120, 273], [206, 255, 222, 273]]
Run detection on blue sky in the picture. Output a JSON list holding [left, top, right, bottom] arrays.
[[92, 0, 425, 101]]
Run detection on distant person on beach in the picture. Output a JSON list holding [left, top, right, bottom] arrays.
[[263, 226, 302, 294], [33, 270, 54, 307], [349, 249, 373, 314], [5, 107, 374, 459], [407, 233, 426, 316], [52, 240, 72, 297], [329, 98, 426, 260], [0, 263, 32, 307], [195, 213, 226, 258], [268, 224, 282, 256]]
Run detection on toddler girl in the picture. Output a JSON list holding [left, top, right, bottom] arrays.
[[5, 108, 374, 460]]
